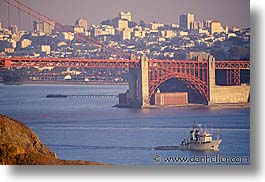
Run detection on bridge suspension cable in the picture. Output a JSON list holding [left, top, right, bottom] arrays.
[[3, 0, 130, 59]]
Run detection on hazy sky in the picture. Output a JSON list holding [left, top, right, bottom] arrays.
[[0, 0, 250, 30]]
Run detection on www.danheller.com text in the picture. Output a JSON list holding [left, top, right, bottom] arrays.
[[153, 154, 249, 164]]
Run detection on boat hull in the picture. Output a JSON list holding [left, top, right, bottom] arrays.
[[155, 140, 222, 151]]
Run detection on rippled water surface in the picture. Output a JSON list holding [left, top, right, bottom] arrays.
[[0, 84, 250, 165]]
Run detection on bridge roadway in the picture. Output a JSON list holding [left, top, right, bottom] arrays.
[[0, 57, 140, 69], [1, 57, 250, 106], [0, 57, 250, 70]]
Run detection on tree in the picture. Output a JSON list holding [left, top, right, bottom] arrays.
[[2, 75, 22, 83], [128, 21, 137, 28], [210, 47, 227, 60], [228, 45, 250, 60], [139, 20, 148, 28]]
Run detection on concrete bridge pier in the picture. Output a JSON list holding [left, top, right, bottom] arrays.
[[128, 55, 149, 108], [208, 57, 250, 105], [123, 54, 250, 108]]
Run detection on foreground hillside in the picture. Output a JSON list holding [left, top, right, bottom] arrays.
[[0, 114, 106, 165]]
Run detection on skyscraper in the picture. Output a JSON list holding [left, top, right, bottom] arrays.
[[119, 11, 132, 21], [210, 21, 225, 34], [33, 20, 55, 34], [117, 19, 129, 30], [179, 13, 195, 30]]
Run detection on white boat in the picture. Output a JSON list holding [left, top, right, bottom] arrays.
[[155, 124, 222, 151]]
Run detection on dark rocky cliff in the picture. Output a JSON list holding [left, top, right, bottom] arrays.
[[0, 114, 106, 165]]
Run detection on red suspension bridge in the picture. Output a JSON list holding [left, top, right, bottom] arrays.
[[0, 0, 250, 106], [0, 56, 250, 104]]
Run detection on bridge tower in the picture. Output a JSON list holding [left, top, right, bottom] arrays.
[[207, 56, 250, 105], [4, 58, 11, 69], [208, 55, 216, 105], [128, 55, 149, 107]]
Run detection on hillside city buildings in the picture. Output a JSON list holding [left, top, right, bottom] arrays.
[[0, 12, 250, 82]]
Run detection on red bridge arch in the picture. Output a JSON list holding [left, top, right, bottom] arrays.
[[148, 60, 209, 102], [149, 74, 209, 102]]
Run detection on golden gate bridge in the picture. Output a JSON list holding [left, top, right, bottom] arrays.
[[0, 0, 250, 106]]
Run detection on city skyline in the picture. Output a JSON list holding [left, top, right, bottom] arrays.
[[0, 0, 251, 67], [0, 0, 250, 30]]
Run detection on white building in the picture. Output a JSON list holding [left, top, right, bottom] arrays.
[[119, 11, 132, 21]]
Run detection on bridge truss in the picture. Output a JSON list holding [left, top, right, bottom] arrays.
[[0, 0, 250, 103]]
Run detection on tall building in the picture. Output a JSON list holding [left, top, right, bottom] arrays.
[[179, 13, 194, 30], [117, 19, 128, 30], [75, 18, 88, 32], [119, 11, 132, 21], [190, 21, 204, 30], [210, 21, 225, 35], [204, 20, 212, 29], [197, 21, 204, 29], [33, 20, 55, 34], [119, 28, 132, 41], [190, 22, 198, 30]]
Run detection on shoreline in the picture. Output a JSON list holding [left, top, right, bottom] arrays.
[[116, 103, 250, 109], [1, 81, 250, 109]]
